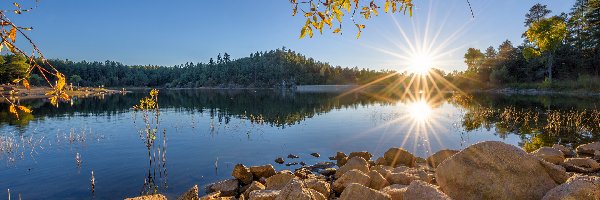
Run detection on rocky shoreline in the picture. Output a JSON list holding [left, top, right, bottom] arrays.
[[126, 141, 600, 200]]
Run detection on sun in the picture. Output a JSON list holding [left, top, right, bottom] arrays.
[[408, 53, 434, 75], [407, 100, 433, 122]]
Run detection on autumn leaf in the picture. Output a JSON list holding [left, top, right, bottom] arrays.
[[60, 92, 70, 101], [56, 72, 66, 90], [23, 79, 30, 90], [333, 28, 341, 34], [9, 26, 17, 42], [49, 96, 58, 107], [9, 104, 18, 119], [18, 106, 31, 113]]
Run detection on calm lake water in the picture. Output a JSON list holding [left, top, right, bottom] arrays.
[[1, 89, 599, 199]]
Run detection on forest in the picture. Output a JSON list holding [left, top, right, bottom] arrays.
[[452, 0, 600, 90]]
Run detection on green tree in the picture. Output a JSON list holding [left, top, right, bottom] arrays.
[[524, 16, 568, 81], [70, 74, 83, 86], [0, 54, 29, 84], [524, 3, 552, 27], [464, 48, 485, 73]]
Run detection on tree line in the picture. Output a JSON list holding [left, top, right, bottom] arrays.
[[15, 47, 396, 88], [453, 0, 600, 90]]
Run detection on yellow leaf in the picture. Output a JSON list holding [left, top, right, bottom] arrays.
[[12, 79, 20, 83], [9, 26, 17, 43], [18, 106, 31, 113], [23, 79, 30, 90], [56, 72, 66, 91], [4, 41, 16, 54], [384, 1, 390, 12], [300, 27, 307, 39], [60, 92, 70, 101], [9, 104, 18, 118], [49, 96, 58, 107], [333, 28, 341, 34]]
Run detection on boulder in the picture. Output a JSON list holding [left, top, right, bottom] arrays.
[[381, 184, 408, 200], [250, 165, 277, 179], [403, 180, 451, 200], [306, 162, 335, 172], [371, 165, 393, 178], [337, 157, 349, 167], [318, 168, 336, 176], [576, 142, 600, 155], [294, 168, 314, 179], [333, 169, 370, 193], [339, 183, 391, 200], [177, 185, 199, 200], [233, 164, 254, 184], [552, 144, 576, 157], [199, 192, 220, 200], [387, 172, 419, 185], [375, 157, 387, 165], [426, 150, 459, 168], [243, 181, 265, 198], [125, 194, 167, 200], [208, 179, 239, 197], [595, 150, 600, 160], [310, 153, 320, 158], [542, 175, 600, 200], [275, 158, 285, 164], [249, 190, 279, 200], [383, 148, 416, 168], [562, 158, 600, 173], [435, 141, 568, 200], [304, 179, 331, 198], [265, 173, 296, 190], [367, 170, 390, 190], [335, 157, 369, 178], [349, 151, 373, 161], [275, 179, 325, 200], [532, 147, 565, 164], [401, 168, 432, 183]]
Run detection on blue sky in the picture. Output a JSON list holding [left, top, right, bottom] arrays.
[[6, 0, 574, 72]]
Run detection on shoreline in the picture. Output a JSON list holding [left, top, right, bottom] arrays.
[[127, 141, 600, 200], [0, 86, 127, 102]]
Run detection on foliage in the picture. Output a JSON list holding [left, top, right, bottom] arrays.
[[291, 0, 414, 38], [525, 16, 568, 53]]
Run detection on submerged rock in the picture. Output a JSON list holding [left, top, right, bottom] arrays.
[[339, 183, 391, 200], [335, 157, 369, 178], [318, 168, 336, 176], [232, 164, 254, 184], [383, 148, 416, 168], [426, 149, 459, 168], [532, 147, 565, 165], [285, 162, 298, 166], [310, 153, 320, 158], [542, 175, 600, 200], [177, 185, 199, 200], [403, 180, 451, 200], [435, 141, 567, 200], [576, 142, 600, 155], [250, 165, 276, 179], [287, 154, 300, 159], [333, 169, 370, 193]]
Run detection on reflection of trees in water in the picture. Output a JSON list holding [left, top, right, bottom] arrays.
[[450, 94, 600, 151]]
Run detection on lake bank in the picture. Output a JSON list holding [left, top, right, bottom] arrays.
[[0, 86, 127, 102], [128, 141, 600, 200]]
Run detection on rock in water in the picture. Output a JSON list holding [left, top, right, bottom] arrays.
[[403, 180, 451, 200], [542, 175, 600, 200], [348, 151, 373, 161], [426, 150, 459, 168], [339, 183, 391, 200], [532, 147, 565, 164], [208, 179, 239, 197], [435, 141, 568, 200], [576, 142, 600, 155], [335, 157, 369, 178], [177, 185, 199, 200], [310, 153, 320, 158], [250, 165, 277, 179], [275, 157, 285, 164], [232, 164, 254, 184], [287, 154, 300, 159], [383, 148, 416, 168]]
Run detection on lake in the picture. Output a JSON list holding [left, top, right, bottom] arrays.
[[1, 89, 599, 199]]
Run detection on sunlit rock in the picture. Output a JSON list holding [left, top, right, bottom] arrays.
[[339, 183, 391, 200], [426, 149, 459, 168], [275, 179, 325, 200], [381, 184, 408, 200], [403, 180, 451, 200], [208, 179, 239, 197], [265, 173, 296, 190], [177, 185, 199, 200], [243, 181, 265, 198], [250, 165, 276, 180], [233, 164, 254, 184], [383, 148, 417, 168], [304, 179, 331, 198], [542, 175, 600, 200], [562, 158, 600, 173], [248, 190, 279, 200], [335, 157, 369, 178], [552, 144, 576, 157], [333, 169, 370, 193], [367, 170, 390, 190], [348, 151, 373, 161], [387, 172, 419, 185], [532, 147, 565, 164], [576, 142, 600, 155], [435, 141, 567, 200], [125, 194, 167, 200]]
